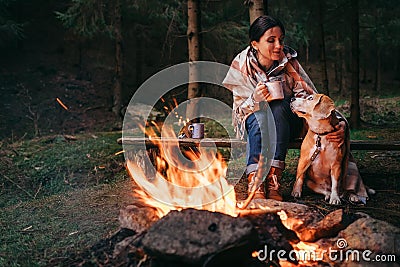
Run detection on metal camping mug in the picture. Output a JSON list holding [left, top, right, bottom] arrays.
[[266, 80, 284, 101], [188, 123, 205, 139]]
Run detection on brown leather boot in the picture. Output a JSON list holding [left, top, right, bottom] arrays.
[[266, 167, 283, 201], [247, 171, 266, 200]]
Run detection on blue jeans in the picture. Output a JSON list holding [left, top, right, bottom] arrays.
[[245, 98, 303, 174]]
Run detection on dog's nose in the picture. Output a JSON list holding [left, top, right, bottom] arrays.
[[290, 97, 296, 102]]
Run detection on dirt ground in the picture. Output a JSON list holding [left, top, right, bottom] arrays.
[[0, 69, 119, 141]]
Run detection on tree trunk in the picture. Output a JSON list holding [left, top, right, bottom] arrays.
[[263, 0, 268, 15], [246, 0, 266, 25], [361, 66, 367, 84], [305, 44, 309, 66], [112, 0, 123, 117], [135, 28, 143, 89], [318, 0, 329, 96], [334, 32, 340, 90], [78, 40, 83, 78], [349, 0, 361, 128], [186, 0, 202, 121], [374, 7, 381, 92], [375, 47, 382, 92], [340, 54, 346, 97]]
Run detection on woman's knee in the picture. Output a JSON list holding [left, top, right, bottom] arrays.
[[245, 111, 270, 134], [269, 100, 292, 121]]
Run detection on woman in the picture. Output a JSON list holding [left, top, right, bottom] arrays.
[[223, 15, 366, 202]]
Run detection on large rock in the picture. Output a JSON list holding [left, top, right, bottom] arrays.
[[119, 203, 160, 233], [316, 214, 400, 267], [338, 215, 400, 254], [141, 208, 258, 266], [299, 209, 357, 242]]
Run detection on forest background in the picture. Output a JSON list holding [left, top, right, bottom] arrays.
[[1, 0, 400, 266], [1, 0, 399, 139]]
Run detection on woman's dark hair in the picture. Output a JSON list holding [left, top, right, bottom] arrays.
[[249, 15, 285, 42]]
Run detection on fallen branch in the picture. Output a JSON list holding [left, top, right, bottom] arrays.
[[3, 174, 33, 198], [33, 182, 42, 199]]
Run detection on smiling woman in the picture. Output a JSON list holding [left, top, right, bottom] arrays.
[[223, 15, 318, 202], [249, 23, 285, 72]]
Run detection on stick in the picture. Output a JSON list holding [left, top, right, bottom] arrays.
[[237, 208, 283, 216], [237, 156, 266, 210], [3, 175, 33, 198], [33, 182, 42, 199]]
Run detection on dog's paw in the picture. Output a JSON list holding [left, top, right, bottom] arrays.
[[329, 198, 341, 205], [291, 180, 303, 198], [328, 194, 341, 205], [348, 193, 360, 203], [291, 190, 302, 198], [347, 193, 367, 205]]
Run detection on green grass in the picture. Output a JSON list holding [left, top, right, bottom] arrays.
[[0, 181, 134, 267], [0, 131, 132, 266], [0, 132, 125, 207], [334, 98, 347, 107], [350, 127, 400, 141]]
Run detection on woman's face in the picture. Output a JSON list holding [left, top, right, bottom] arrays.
[[251, 26, 284, 67]]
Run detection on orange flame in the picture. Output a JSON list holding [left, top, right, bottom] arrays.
[[126, 125, 237, 218]]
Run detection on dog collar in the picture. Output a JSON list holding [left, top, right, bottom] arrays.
[[310, 115, 340, 136], [310, 129, 335, 136]]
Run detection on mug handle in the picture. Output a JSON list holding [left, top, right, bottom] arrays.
[[188, 125, 194, 133]]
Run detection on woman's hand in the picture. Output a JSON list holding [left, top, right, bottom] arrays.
[[326, 121, 346, 147], [252, 82, 269, 102]]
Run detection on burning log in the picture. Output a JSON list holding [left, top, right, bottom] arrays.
[[125, 149, 157, 180], [298, 209, 357, 242], [244, 211, 299, 266], [238, 199, 358, 242]]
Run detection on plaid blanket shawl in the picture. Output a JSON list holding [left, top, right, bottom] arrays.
[[223, 46, 317, 139]]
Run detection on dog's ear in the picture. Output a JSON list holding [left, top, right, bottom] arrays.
[[317, 95, 336, 119], [329, 110, 340, 126]]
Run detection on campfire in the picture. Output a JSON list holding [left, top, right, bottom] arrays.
[[116, 124, 399, 267], [126, 132, 237, 218]]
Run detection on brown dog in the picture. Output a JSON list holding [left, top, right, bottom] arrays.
[[290, 94, 347, 205]]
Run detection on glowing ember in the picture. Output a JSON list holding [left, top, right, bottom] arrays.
[[56, 97, 69, 110], [278, 210, 305, 232]]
